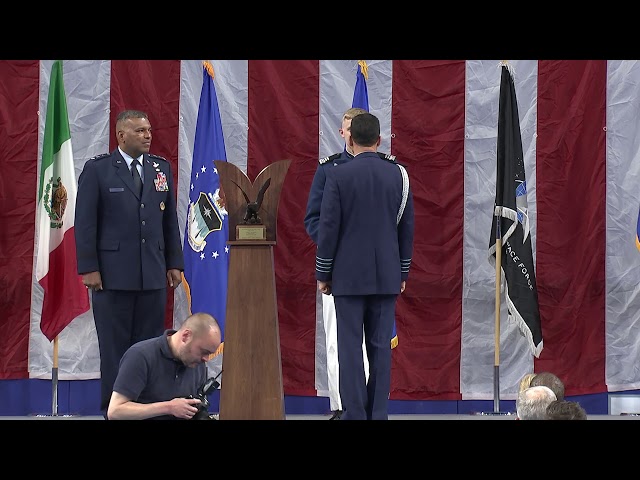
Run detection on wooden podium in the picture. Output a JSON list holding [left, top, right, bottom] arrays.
[[214, 159, 291, 420]]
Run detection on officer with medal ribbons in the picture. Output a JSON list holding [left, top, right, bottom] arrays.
[[75, 110, 184, 418]]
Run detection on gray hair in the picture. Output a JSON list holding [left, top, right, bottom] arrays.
[[516, 385, 557, 420]]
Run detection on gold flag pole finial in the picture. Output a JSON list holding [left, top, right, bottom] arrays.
[[203, 60, 215, 79], [358, 60, 369, 80], [499, 59, 514, 77]]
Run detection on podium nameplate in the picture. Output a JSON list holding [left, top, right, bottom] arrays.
[[237, 224, 266, 241]]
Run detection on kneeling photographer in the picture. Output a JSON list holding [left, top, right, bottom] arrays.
[[107, 312, 221, 420]]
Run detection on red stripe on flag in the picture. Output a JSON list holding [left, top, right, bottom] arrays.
[[39, 227, 90, 341], [247, 60, 320, 396], [391, 60, 466, 400], [0, 60, 39, 378], [536, 60, 607, 395], [110, 60, 181, 330]]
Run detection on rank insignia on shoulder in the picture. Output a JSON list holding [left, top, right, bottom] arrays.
[[89, 153, 110, 161], [319, 153, 341, 165], [378, 152, 397, 163]]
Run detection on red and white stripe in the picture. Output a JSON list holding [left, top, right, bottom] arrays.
[[1, 60, 638, 400]]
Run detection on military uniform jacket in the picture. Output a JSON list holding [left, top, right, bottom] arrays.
[[304, 149, 398, 244], [304, 150, 352, 244], [75, 149, 184, 290], [315, 151, 414, 296]]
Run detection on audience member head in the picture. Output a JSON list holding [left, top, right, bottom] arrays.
[[516, 385, 557, 420], [170, 312, 221, 368], [530, 371, 565, 401], [518, 373, 537, 394], [546, 400, 587, 420]]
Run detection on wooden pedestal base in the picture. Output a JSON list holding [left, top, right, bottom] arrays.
[[218, 241, 285, 420]]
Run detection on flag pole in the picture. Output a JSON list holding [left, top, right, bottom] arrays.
[[493, 218, 502, 413], [52, 336, 59, 416], [477, 61, 522, 417], [34, 60, 90, 418], [483, 60, 542, 416]]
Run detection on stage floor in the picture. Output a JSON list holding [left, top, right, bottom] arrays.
[[1, 413, 638, 420]]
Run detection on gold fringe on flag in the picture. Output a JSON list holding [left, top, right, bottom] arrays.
[[358, 60, 369, 80], [203, 60, 215, 79], [209, 342, 224, 360], [182, 271, 224, 359]]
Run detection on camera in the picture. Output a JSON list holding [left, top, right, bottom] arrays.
[[187, 376, 220, 420]]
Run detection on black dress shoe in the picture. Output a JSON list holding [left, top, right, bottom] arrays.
[[329, 410, 343, 420]]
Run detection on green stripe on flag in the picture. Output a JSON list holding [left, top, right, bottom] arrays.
[[39, 60, 71, 202]]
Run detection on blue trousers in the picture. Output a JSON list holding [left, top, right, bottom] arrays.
[[334, 294, 397, 420], [92, 288, 166, 411]]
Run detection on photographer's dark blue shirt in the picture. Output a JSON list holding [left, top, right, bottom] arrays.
[[112, 329, 208, 420]]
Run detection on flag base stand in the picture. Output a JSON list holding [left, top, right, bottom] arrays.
[[471, 367, 515, 416], [471, 411, 514, 416], [28, 413, 83, 419], [27, 365, 85, 419]]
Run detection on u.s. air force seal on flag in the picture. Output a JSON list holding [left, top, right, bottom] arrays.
[[44, 176, 68, 229], [187, 188, 227, 253]]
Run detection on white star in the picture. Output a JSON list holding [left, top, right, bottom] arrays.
[[225, 245, 229, 254], [212, 251, 219, 259], [190, 183, 194, 191], [214, 167, 218, 174], [201, 165, 207, 173], [200, 252, 205, 260], [203, 206, 212, 218]]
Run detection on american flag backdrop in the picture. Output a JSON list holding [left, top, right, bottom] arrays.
[[2, 60, 640, 410]]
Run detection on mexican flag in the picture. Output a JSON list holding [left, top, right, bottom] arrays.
[[35, 60, 89, 342]]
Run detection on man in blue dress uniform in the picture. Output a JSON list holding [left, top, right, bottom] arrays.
[[75, 110, 184, 415], [305, 107, 398, 419], [315, 112, 414, 420], [305, 107, 366, 419]]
